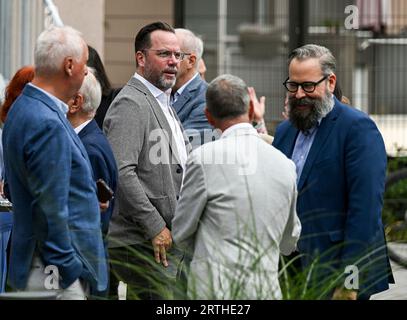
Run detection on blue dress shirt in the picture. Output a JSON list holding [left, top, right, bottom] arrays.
[[291, 126, 318, 184]]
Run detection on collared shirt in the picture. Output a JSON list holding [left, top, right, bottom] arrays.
[[171, 72, 199, 105], [133, 72, 188, 170], [74, 119, 92, 134], [27, 83, 69, 116], [291, 126, 319, 185], [291, 99, 335, 185], [221, 122, 255, 139]]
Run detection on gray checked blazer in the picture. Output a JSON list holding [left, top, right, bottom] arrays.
[[103, 77, 190, 248]]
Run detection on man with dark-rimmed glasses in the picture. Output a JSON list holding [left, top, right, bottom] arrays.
[[273, 44, 393, 300], [103, 21, 190, 299]]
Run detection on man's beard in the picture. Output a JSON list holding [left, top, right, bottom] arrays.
[[144, 64, 177, 91], [288, 90, 333, 132]]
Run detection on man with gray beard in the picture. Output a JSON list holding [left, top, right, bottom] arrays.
[[287, 86, 333, 132], [103, 22, 190, 299], [273, 44, 393, 300]]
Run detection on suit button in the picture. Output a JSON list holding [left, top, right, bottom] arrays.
[[176, 168, 182, 174], [176, 196, 179, 200]]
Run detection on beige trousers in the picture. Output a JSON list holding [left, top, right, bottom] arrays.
[[22, 255, 88, 300]]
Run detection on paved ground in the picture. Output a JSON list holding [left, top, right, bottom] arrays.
[[371, 261, 407, 300]]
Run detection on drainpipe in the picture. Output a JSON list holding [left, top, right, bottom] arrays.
[[43, 0, 64, 27]]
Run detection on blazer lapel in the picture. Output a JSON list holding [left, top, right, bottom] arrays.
[[297, 104, 340, 191], [172, 75, 201, 115], [24, 85, 90, 161], [60, 115, 91, 161], [170, 106, 192, 154], [273, 121, 299, 158], [172, 91, 191, 115], [130, 78, 183, 164], [78, 119, 98, 140], [285, 126, 300, 158]]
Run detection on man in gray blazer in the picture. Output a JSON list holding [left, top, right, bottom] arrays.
[[172, 29, 214, 148], [172, 74, 301, 299], [103, 22, 190, 299]]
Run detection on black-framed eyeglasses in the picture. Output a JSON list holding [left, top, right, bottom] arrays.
[[283, 75, 329, 93], [143, 49, 185, 61]]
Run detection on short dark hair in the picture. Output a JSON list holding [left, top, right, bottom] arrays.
[[134, 21, 175, 54]]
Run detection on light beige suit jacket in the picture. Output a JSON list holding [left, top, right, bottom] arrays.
[[172, 124, 301, 299]]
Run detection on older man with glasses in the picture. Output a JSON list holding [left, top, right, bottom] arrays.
[[103, 21, 190, 300], [171, 28, 214, 148], [273, 44, 394, 300]]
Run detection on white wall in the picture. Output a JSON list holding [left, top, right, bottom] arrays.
[[54, 0, 105, 58]]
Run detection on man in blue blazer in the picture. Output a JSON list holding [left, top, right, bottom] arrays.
[[273, 44, 393, 300], [67, 70, 118, 240], [172, 29, 214, 148], [68, 70, 118, 298], [2, 26, 107, 299]]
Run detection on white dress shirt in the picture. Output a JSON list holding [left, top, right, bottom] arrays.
[[27, 83, 68, 116], [74, 119, 92, 134]]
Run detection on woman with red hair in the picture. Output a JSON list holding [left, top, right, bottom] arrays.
[[0, 66, 35, 123], [0, 66, 34, 293]]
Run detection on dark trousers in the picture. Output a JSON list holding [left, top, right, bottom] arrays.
[[280, 251, 371, 300], [108, 243, 185, 300]]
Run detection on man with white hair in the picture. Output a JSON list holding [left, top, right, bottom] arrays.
[[67, 69, 118, 241], [172, 28, 213, 147], [2, 26, 108, 299], [67, 70, 118, 298]]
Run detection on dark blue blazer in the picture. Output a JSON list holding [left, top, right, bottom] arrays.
[[273, 98, 393, 296], [78, 119, 118, 237], [2, 85, 108, 292], [172, 74, 213, 146]]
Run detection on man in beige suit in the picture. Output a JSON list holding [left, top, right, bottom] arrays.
[[172, 74, 301, 299]]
